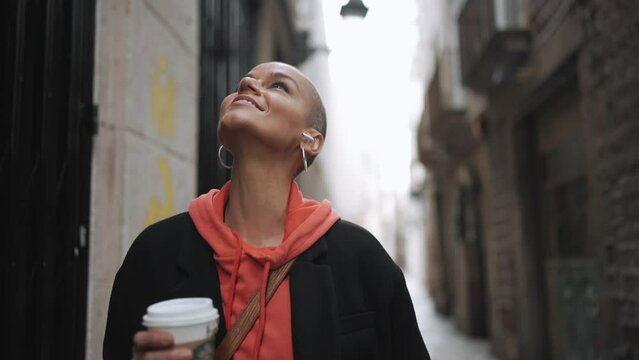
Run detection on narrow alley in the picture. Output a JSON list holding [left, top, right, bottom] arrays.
[[3, 0, 638, 359], [407, 274, 497, 360], [402, 209, 497, 360]]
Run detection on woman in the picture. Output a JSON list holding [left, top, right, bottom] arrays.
[[104, 62, 429, 360]]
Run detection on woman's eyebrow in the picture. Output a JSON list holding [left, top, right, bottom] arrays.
[[271, 72, 300, 91], [244, 72, 300, 91]]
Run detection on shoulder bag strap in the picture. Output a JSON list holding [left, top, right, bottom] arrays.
[[214, 258, 296, 360]]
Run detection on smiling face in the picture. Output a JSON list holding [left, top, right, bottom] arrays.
[[218, 62, 323, 171]]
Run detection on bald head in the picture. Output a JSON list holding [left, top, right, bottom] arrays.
[[262, 62, 327, 166], [268, 63, 325, 131], [304, 80, 326, 166]]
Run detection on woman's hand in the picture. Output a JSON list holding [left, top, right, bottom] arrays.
[[132, 330, 193, 360]]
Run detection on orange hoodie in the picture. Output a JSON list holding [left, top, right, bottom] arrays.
[[188, 181, 339, 360]]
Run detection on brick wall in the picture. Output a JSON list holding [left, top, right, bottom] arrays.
[[485, 120, 520, 359], [579, 0, 639, 358]]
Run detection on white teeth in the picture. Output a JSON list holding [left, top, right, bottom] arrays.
[[235, 99, 257, 108]]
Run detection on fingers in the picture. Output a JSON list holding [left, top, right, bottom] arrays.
[[132, 330, 193, 360], [133, 347, 192, 360], [133, 330, 174, 351]]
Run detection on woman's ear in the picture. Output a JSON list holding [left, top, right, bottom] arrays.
[[302, 129, 324, 156]]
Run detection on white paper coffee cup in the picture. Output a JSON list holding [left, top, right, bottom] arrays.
[[143, 298, 219, 360]]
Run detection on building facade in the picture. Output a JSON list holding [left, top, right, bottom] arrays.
[[417, 0, 639, 359]]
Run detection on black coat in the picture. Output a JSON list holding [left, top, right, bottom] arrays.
[[103, 213, 430, 359]]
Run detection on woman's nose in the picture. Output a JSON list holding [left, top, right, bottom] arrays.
[[237, 76, 261, 94]]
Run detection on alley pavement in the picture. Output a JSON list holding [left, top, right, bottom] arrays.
[[405, 273, 497, 360]]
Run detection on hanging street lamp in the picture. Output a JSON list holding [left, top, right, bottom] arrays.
[[340, 0, 369, 18]]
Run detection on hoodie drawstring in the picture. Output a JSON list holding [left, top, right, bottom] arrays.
[[252, 261, 271, 360], [225, 235, 243, 325]]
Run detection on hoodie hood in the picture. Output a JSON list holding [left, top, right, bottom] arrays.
[[189, 181, 339, 267], [188, 181, 339, 360]]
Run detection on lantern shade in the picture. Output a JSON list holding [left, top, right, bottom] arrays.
[[340, 0, 369, 18]]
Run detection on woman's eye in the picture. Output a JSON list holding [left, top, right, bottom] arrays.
[[271, 82, 289, 92]]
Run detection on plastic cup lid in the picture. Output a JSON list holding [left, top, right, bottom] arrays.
[[142, 298, 219, 328]]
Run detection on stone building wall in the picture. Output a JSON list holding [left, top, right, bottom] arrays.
[[579, 0, 639, 358], [87, 0, 199, 357]]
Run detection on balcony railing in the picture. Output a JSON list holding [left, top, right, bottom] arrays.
[[418, 63, 474, 169], [458, 0, 530, 93]]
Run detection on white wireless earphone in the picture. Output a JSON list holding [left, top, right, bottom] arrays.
[[300, 132, 315, 172], [301, 132, 314, 143]]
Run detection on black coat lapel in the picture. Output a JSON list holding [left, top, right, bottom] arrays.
[[290, 237, 340, 359], [170, 219, 228, 347]]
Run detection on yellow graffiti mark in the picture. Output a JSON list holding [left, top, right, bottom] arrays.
[[144, 156, 176, 227], [151, 55, 176, 138]]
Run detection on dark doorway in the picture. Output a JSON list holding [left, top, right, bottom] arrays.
[[198, 0, 259, 193], [1, 0, 96, 358], [453, 171, 488, 337], [519, 78, 601, 360], [533, 89, 599, 360]]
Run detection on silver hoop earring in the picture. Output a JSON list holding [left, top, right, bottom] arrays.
[[300, 143, 308, 172], [218, 145, 232, 169]]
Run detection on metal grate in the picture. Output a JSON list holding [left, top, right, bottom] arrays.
[[198, 0, 258, 194], [1, 0, 95, 358]]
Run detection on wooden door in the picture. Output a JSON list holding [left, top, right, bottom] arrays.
[[535, 92, 600, 360]]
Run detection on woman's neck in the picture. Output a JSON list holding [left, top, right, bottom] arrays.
[[224, 158, 294, 248]]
